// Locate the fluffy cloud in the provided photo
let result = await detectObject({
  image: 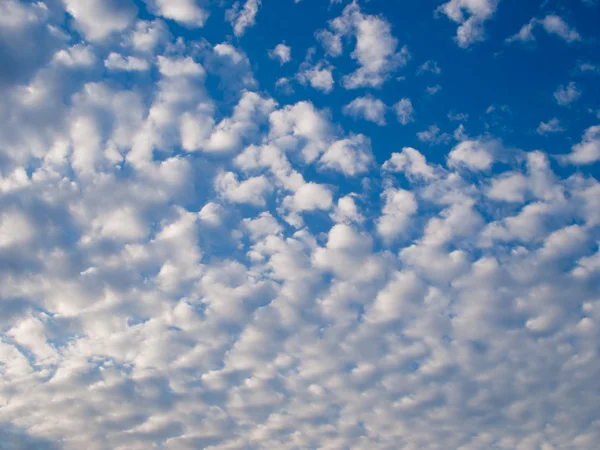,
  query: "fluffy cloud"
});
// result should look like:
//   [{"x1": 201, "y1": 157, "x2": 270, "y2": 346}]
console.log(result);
[
  {"x1": 268, "y1": 101, "x2": 333, "y2": 163},
  {"x1": 383, "y1": 147, "x2": 437, "y2": 180},
  {"x1": 394, "y1": 98, "x2": 415, "y2": 125},
  {"x1": 417, "y1": 60, "x2": 441, "y2": 75},
  {"x1": 417, "y1": 125, "x2": 452, "y2": 145},
  {"x1": 376, "y1": 186, "x2": 418, "y2": 242},
  {"x1": 227, "y1": 0, "x2": 261, "y2": 37},
  {"x1": 436, "y1": 0, "x2": 499, "y2": 47},
  {"x1": 127, "y1": 19, "x2": 170, "y2": 53},
  {"x1": 448, "y1": 138, "x2": 497, "y2": 171},
  {"x1": 537, "y1": 117, "x2": 564, "y2": 135},
  {"x1": 185, "y1": 90, "x2": 277, "y2": 153},
  {"x1": 215, "y1": 171, "x2": 272, "y2": 206},
  {"x1": 554, "y1": 81, "x2": 581, "y2": 106},
  {"x1": 331, "y1": 195, "x2": 364, "y2": 224},
  {"x1": 564, "y1": 125, "x2": 600, "y2": 164},
  {"x1": 268, "y1": 43, "x2": 291, "y2": 64},
  {"x1": 208, "y1": 42, "x2": 257, "y2": 91},
  {"x1": 143, "y1": 0, "x2": 209, "y2": 28},
  {"x1": 297, "y1": 60, "x2": 335, "y2": 93},
  {"x1": 63, "y1": 0, "x2": 138, "y2": 41},
  {"x1": 104, "y1": 53, "x2": 149, "y2": 71},
  {"x1": 507, "y1": 14, "x2": 581, "y2": 44},
  {"x1": 578, "y1": 62, "x2": 600, "y2": 74},
  {"x1": 53, "y1": 44, "x2": 96, "y2": 68},
  {"x1": 319, "y1": 134, "x2": 374, "y2": 176},
  {"x1": 343, "y1": 95, "x2": 387, "y2": 125},
  {"x1": 320, "y1": 2, "x2": 410, "y2": 88},
  {"x1": 0, "y1": 209, "x2": 36, "y2": 248},
  {"x1": 283, "y1": 182, "x2": 333, "y2": 211}
]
